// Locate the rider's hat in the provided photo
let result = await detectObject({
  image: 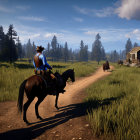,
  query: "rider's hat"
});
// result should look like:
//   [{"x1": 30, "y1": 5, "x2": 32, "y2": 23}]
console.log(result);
[{"x1": 36, "y1": 46, "x2": 44, "y2": 51}]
